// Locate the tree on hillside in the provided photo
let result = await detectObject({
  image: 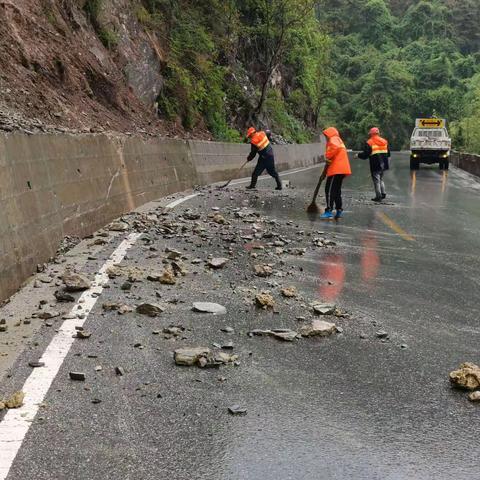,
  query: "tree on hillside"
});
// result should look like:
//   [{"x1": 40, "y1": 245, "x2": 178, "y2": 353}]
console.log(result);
[
  {"x1": 351, "y1": 60, "x2": 415, "y2": 148},
  {"x1": 398, "y1": 1, "x2": 452, "y2": 42},
  {"x1": 446, "y1": 0, "x2": 480, "y2": 54},
  {"x1": 387, "y1": 0, "x2": 415, "y2": 16},
  {"x1": 238, "y1": 0, "x2": 319, "y2": 119},
  {"x1": 451, "y1": 73, "x2": 480, "y2": 152},
  {"x1": 361, "y1": 0, "x2": 394, "y2": 46}
]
